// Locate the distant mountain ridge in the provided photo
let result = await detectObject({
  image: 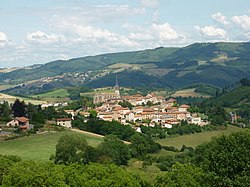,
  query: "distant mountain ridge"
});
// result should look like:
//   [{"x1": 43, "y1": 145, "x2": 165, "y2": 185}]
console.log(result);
[{"x1": 1, "y1": 42, "x2": 250, "y2": 94}]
